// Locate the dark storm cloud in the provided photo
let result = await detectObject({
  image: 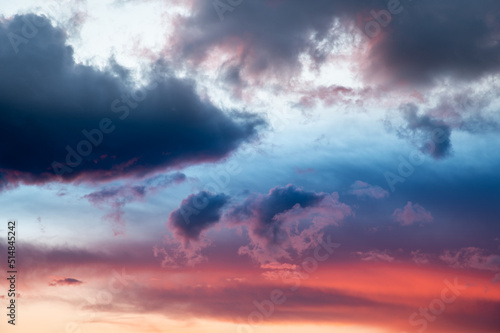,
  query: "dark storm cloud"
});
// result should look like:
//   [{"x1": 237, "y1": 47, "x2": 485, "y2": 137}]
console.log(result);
[
  {"x1": 169, "y1": 191, "x2": 230, "y2": 241},
  {"x1": 0, "y1": 14, "x2": 264, "y2": 190},
  {"x1": 177, "y1": 0, "x2": 500, "y2": 85}
]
